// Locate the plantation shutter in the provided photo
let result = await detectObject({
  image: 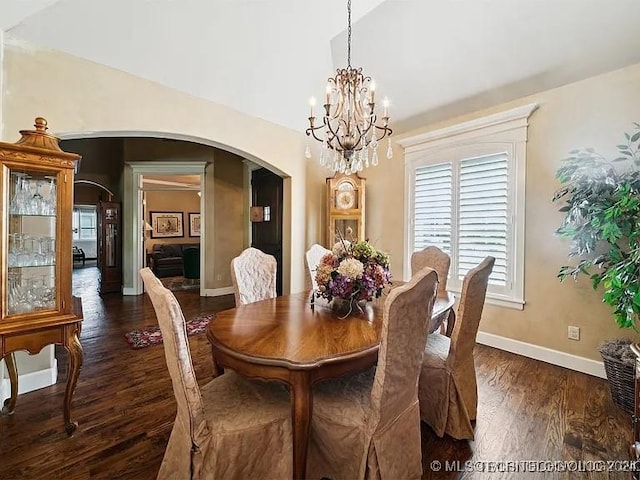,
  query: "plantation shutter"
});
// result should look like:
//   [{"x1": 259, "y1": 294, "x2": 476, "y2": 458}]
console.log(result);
[
  {"x1": 413, "y1": 163, "x2": 453, "y2": 253},
  {"x1": 458, "y1": 152, "x2": 509, "y2": 286}
]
